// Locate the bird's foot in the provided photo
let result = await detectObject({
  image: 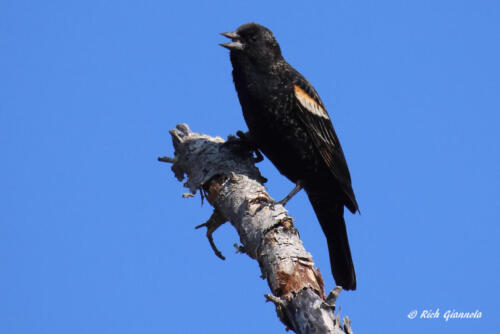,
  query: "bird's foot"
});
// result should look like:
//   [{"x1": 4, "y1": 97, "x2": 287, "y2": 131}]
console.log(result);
[
  {"x1": 225, "y1": 130, "x2": 263, "y2": 163},
  {"x1": 275, "y1": 181, "x2": 304, "y2": 206}
]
